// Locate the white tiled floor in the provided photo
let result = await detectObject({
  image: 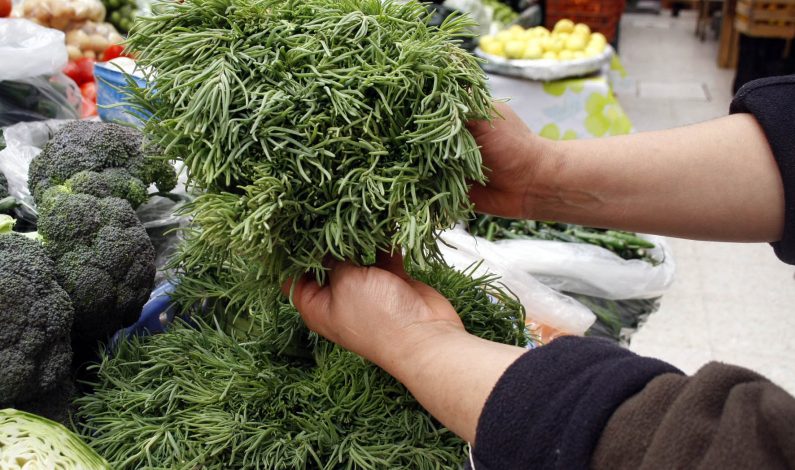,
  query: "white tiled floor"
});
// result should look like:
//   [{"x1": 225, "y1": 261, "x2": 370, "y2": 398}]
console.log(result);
[{"x1": 617, "y1": 11, "x2": 795, "y2": 394}]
